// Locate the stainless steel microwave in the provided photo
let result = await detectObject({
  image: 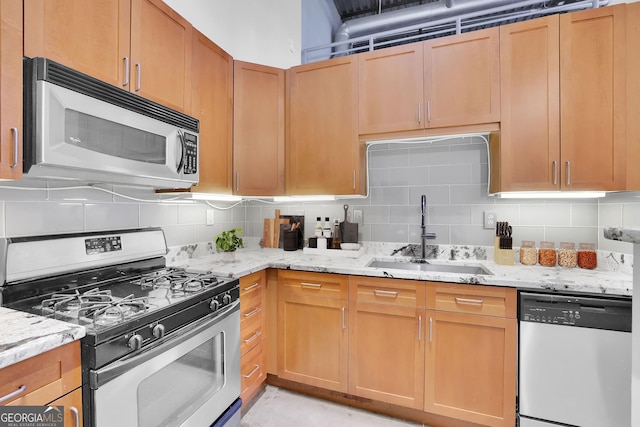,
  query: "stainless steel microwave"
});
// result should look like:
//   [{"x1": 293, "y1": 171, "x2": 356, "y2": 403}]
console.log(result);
[{"x1": 23, "y1": 57, "x2": 199, "y2": 189}]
